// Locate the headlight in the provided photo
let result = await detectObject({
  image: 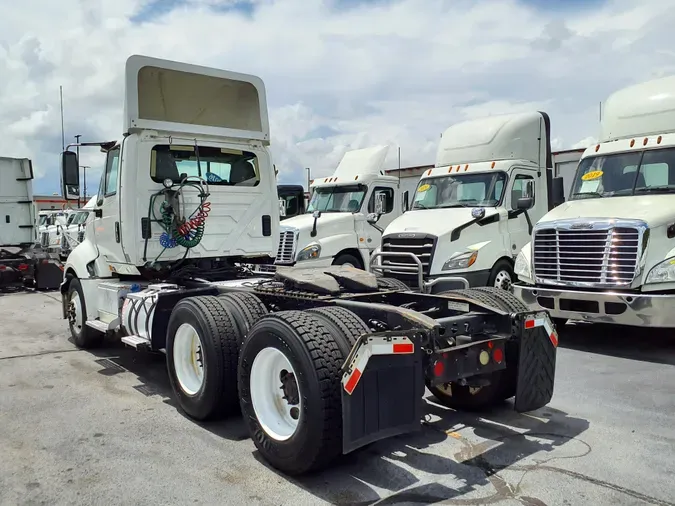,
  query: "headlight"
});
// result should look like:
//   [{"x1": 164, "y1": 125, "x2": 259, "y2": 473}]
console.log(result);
[
  {"x1": 297, "y1": 244, "x2": 321, "y2": 262},
  {"x1": 645, "y1": 257, "x2": 675, "y2": 284},
  {"x1": 514, "y1": 250, "x2": 531, "y2": 279},
  {"x1": 442, "y1": 251, "x2": 478, "y2": 271}
]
